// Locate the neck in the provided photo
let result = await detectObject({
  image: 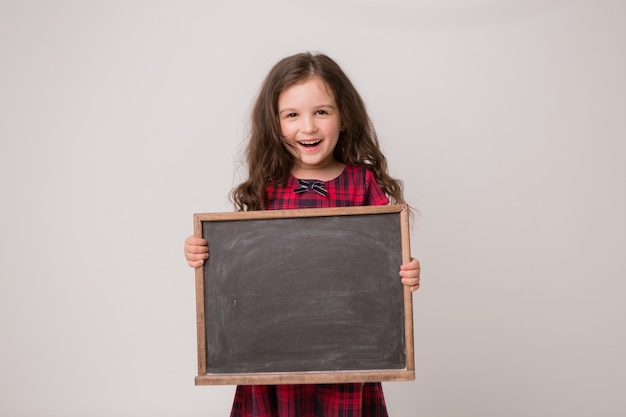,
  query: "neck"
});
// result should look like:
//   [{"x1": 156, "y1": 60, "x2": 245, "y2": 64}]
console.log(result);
[{"x1": 292, "y1": 160, "x2": 345, "y2": 181}]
